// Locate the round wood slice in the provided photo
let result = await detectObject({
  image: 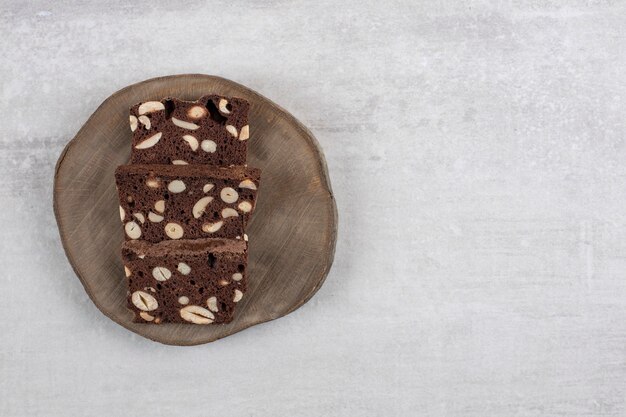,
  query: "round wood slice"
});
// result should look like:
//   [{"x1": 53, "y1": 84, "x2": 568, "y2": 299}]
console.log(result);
[{"x1": 54, "y1": 74, "x2": 337, "y2": 345}]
